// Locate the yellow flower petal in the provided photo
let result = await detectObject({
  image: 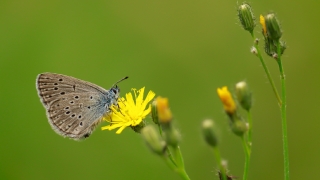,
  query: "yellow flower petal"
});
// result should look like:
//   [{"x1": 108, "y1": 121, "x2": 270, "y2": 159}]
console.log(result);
[
  {"x1": 260, "y1": 14, "x2": 267, "y2": 35},
  {"x1": 141, "y1": 105, "x2": 151, "y2": 117},
  {"x1": 217, "y1": 86, "x2": 236, "y2": 114},
  {"x1": 140, "y1": 91, "x2": 156, "y2": 112},
  {"x1": 115, "y1": 122, "x2": 131, "y2": 134},
  {"x1": 125, "y1": 93, "x2": 135, "y2": 109},
  {"x1": 155, "y1": 96, "x2": 173, "y2": 123},
  {"x1": 135, "y1": 87, "x2": 145, "y2": 109}
]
